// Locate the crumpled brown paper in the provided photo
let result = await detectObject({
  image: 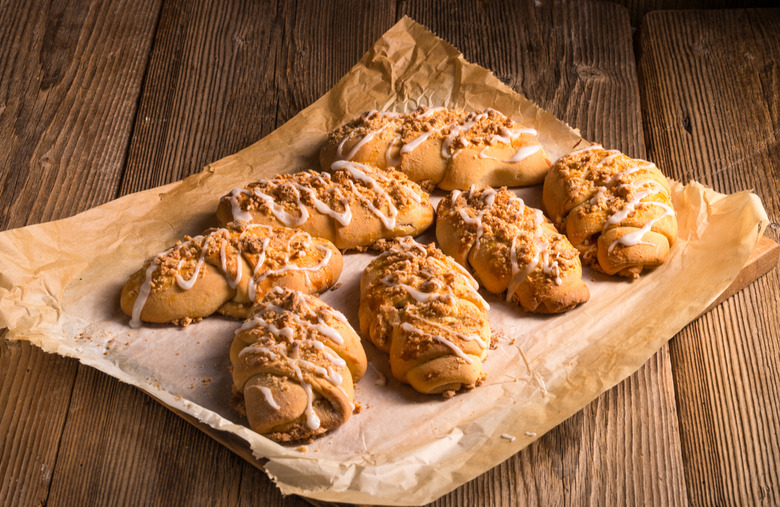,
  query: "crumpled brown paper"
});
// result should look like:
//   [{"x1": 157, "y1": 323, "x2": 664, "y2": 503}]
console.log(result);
[{"x1": 0, "y1": 17, "x2": 769, "y2": 506}]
